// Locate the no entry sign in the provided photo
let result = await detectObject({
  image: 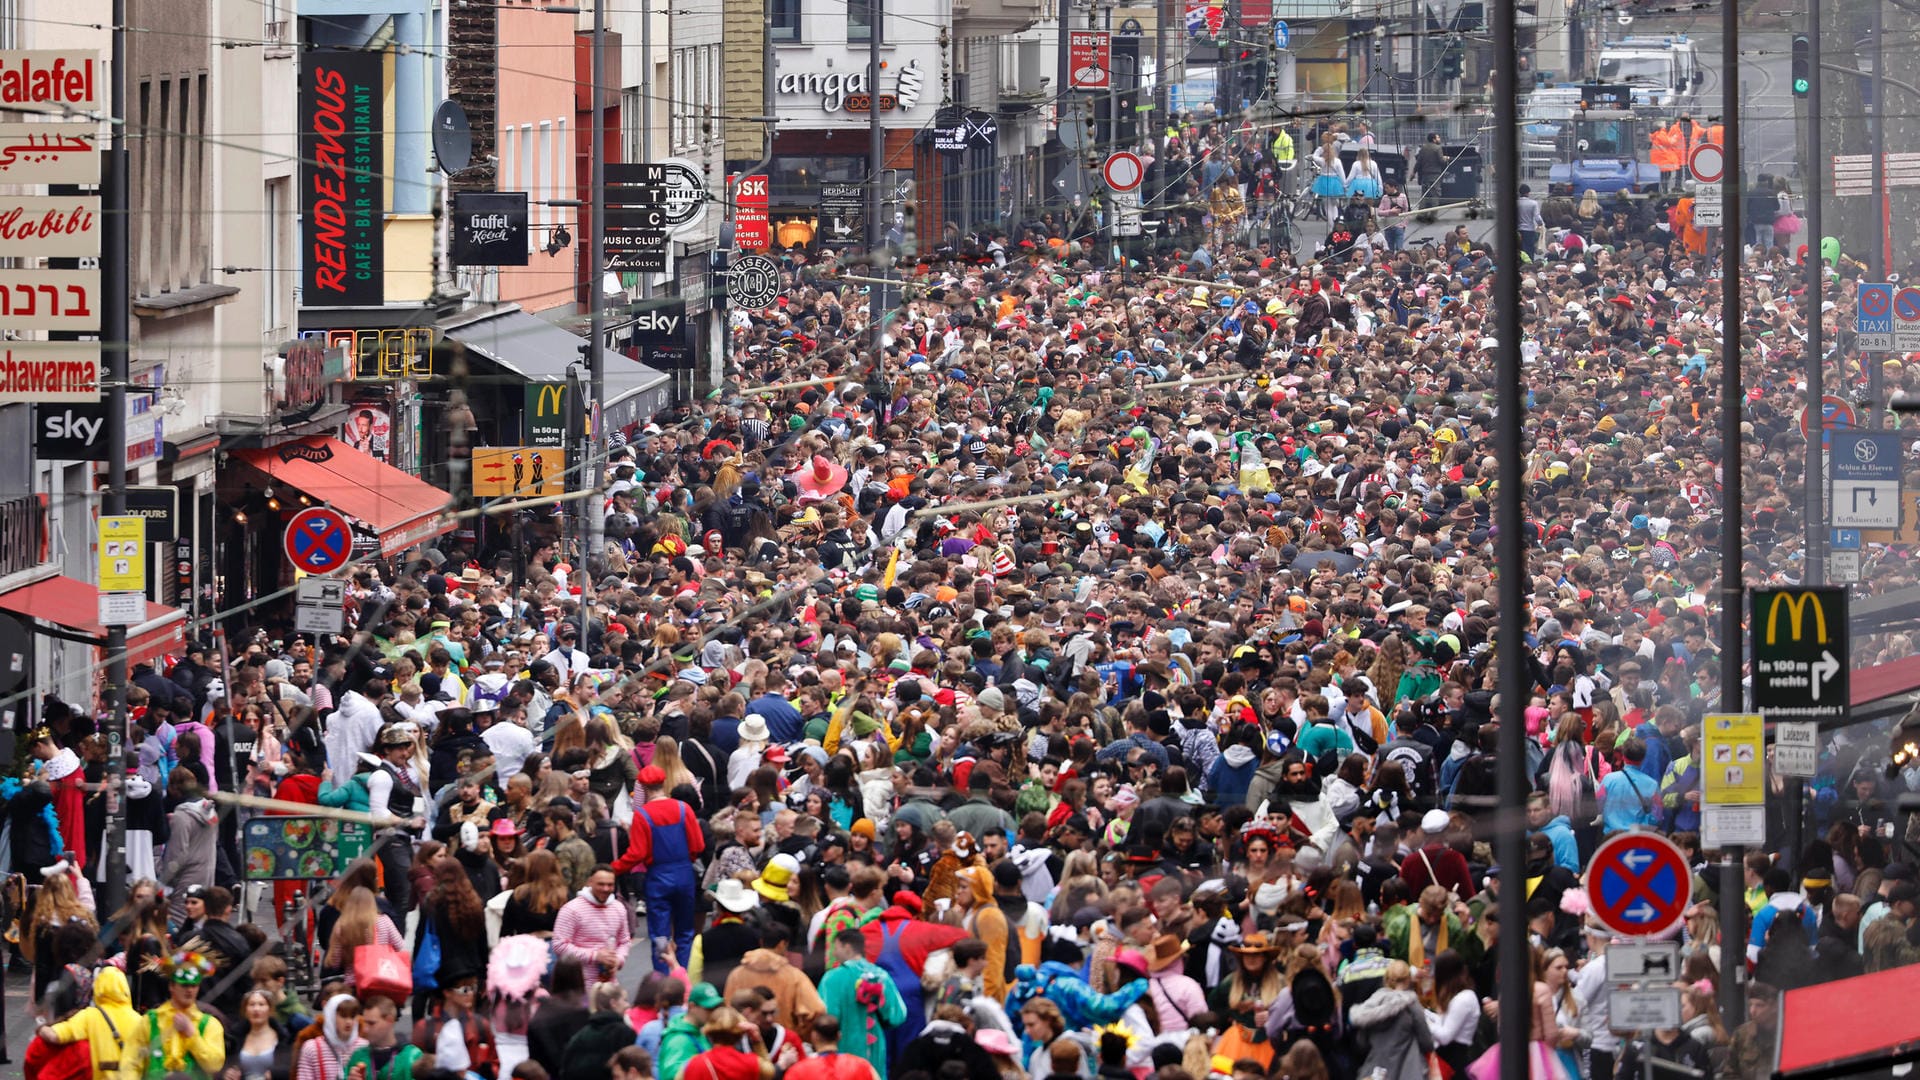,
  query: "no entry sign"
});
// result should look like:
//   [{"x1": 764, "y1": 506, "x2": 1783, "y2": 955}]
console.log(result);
[
  {"x1": 1587, "y1": 831, "x2": 1692, "y2": 939},
  {"x1": 1688, "y1": 142, "x2": 1724, "y2": 184}
]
